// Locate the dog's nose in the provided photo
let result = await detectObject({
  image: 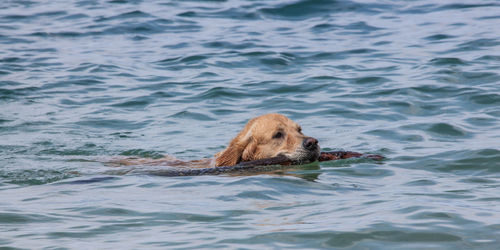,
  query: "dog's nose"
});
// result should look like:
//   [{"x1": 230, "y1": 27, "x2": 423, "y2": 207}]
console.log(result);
[{"x1": 303, "y1": 137, "x2": 318, "y2": 150}]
